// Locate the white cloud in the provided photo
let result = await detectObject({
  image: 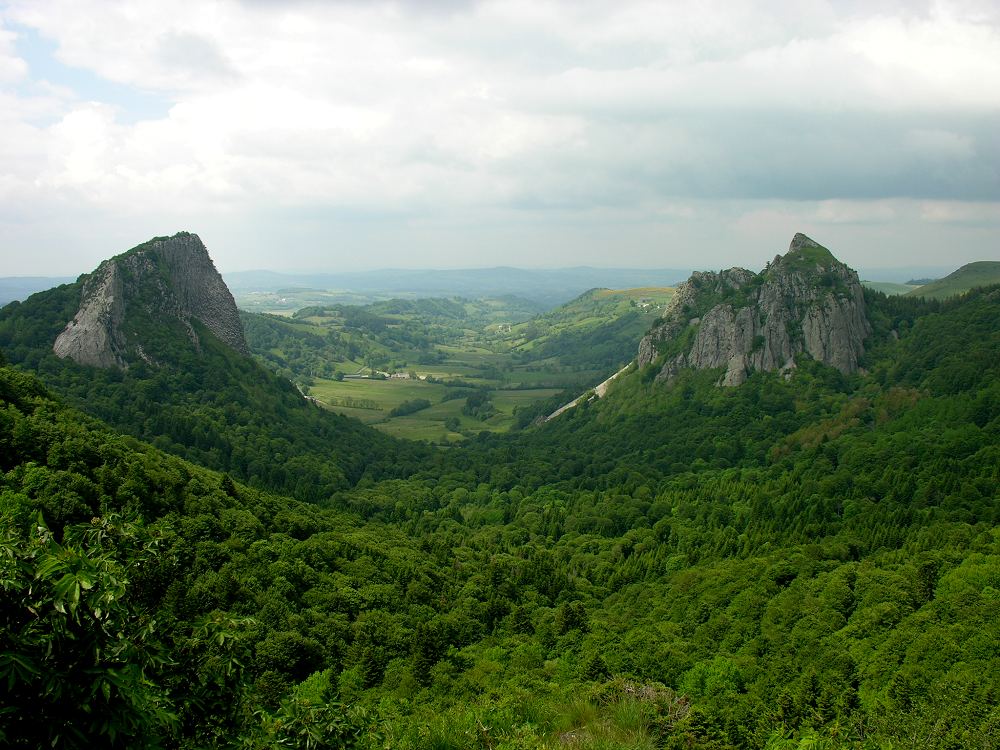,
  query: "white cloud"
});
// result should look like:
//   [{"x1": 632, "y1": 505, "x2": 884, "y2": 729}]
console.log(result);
[
  {"x1": 844, "y1": 9, "x2": 1000, "y2": 109},
  {"x1": 814, "y1": 200, "x2": 901, "y2": 224},
  {"x1": 45, "y1": 104, "x2": 120, "y2": 189},
  {"x1": 919, "y1": 200, "x2": 1000, "y2": 223},
  {"x1": 0, "y1": 0, "x2": 998, "y2": 273},
  {"x1": 0, "y1": 18, "x2": 28, "y2": 83}
]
